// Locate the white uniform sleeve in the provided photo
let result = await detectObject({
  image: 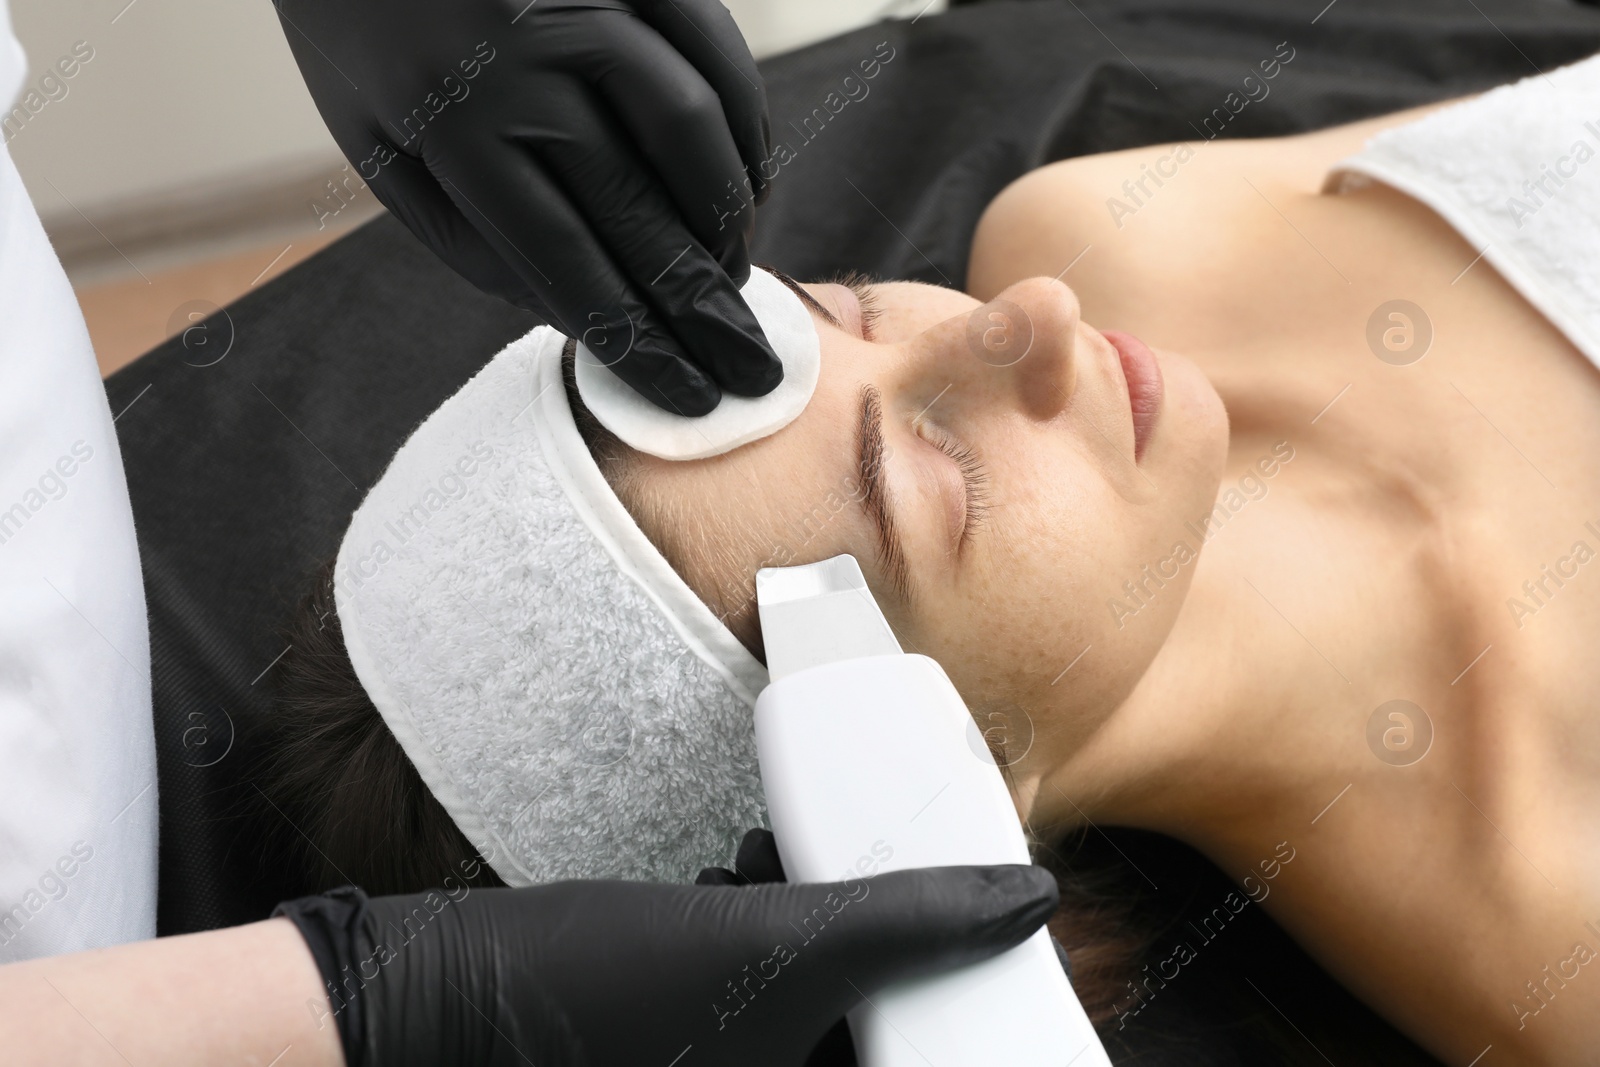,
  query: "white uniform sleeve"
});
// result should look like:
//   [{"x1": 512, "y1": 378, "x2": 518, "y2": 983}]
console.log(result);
[{"x1": 0, "y1": 0, "x2": 158, "y2": 962}]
